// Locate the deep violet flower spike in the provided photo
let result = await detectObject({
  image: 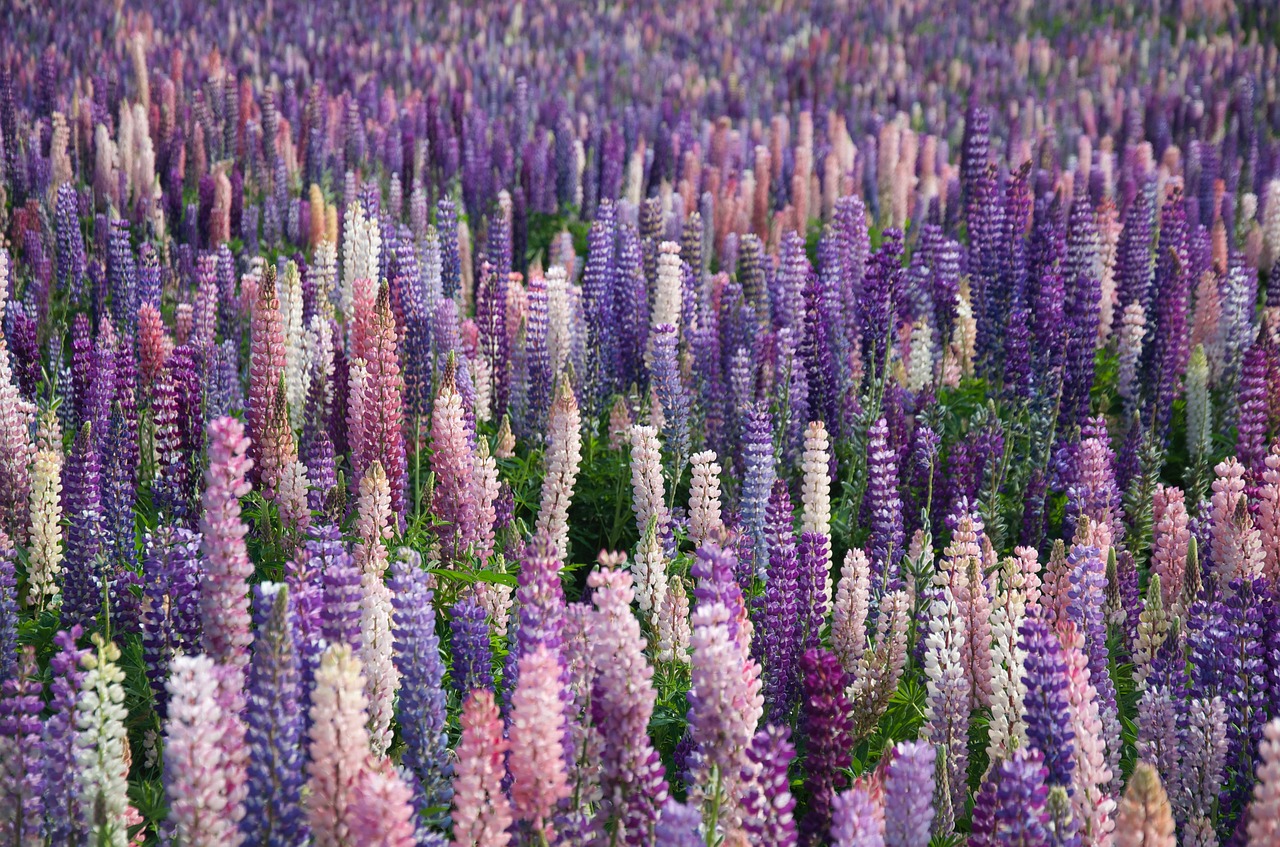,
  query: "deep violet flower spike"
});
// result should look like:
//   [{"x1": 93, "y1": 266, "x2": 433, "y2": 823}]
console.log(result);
[
  {"x1": 41, "y1": 627, "x2": 89, "y2": 845},
  {"x1": 56, "y1": 182, "x2": 86, "y2": 303},
  {"x1": 437, "y1": 199, "x2": 460, "y2": 300},
  {"x1": 101, "y1": 355, "x2": 139, "y2": 570},
  {"x1": 867, "y1": 417, "x2": 905, "y2": 595},
  {"x1": 141, "y1": 527, "x2": 203, "y2": 717},
  {"x1": 389, "y1": 549, "x2": 453, "y2": 826},
  {"x1": 861, "y1": 230, "x2": 903, "y2": 381},
  {"x1": 799, "y1": 648, "x2": 855, "y2": 847},
  {"x1": 759, "y1": 479, "x2": 802, "y2": 718},
  {"x1": 450, "y1": 594, "x2": 494, "y2": 696},
  {"x1": 1019, "y1": 613, "x2": 1076, "y2": 789},
  {"x1": 315, "y1": 525, "x2": 361, "y2": 652},
  {"x1": 973, "y1": 748, "x2": 1052, "y2": 847},
  {"x1": 61, "y1": 422, "x2": 103, "y2": 631}
]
